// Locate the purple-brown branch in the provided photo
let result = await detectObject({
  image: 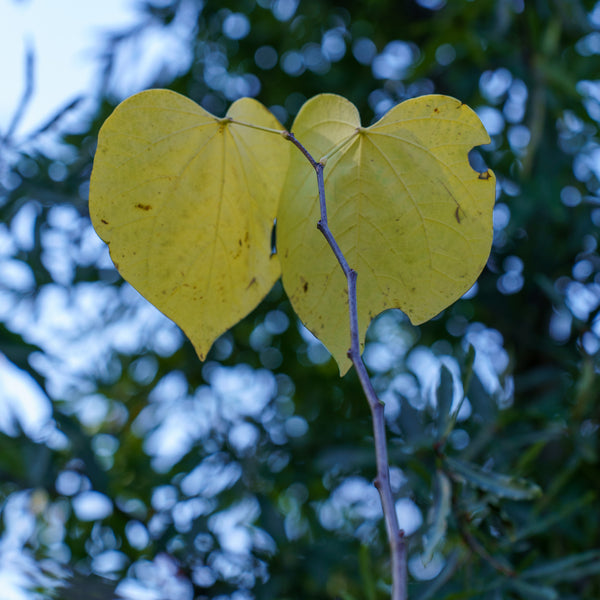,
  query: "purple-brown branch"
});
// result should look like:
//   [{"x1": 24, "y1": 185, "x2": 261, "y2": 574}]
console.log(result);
[{"x1": 285, "y1": 131, "x2": 407, "y2": 600}]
